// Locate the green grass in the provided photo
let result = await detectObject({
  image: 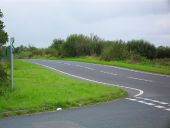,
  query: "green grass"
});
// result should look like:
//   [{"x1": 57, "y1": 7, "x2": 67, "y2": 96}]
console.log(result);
[
  {"x1": 61, "y1": 57, "x2": 170, "y2": 75},
  {"x1": 0, "y1": 60, "x2": 127, "y2": 117}
]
